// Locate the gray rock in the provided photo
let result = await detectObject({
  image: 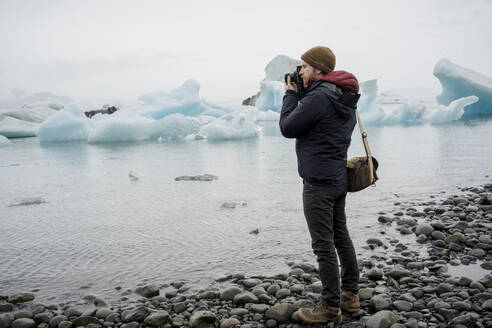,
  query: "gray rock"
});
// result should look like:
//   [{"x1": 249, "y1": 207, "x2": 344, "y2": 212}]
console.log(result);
[
  {"x1": 229, "y1": 308, "x2": 248, "y2": 316},
  {"x1": 120, "y1": 322, "x2": 139, "y2": 328},
  {"x1": 367, "y1": 269, "x2": 384, "y2": 281},
  {"x1": 58, "y1": 321, "x2": 72, "y2": 328},
  {"x1": 365, "y1": 310, "x2": 397, "y2": 328},
  {"x1": 367, "y1": 238, "x2": 384, "y2": 247},
  {"x1": 393, "y1": 300, "x2": 412, "y2": 312},
  {"x1": 275, "y1": 289, "x2": 291, "y2": 299},
  {"x1": 198, "y1": 290, "x2": 219, "y2": 300},
  {"x1": 135, "y1": 285, "x2": 159, "y2": 298},
  {"x1": 482, "y1": 299, "x2": 492, "y2": 311},
  {"x1": 450, "y1": 314, "x2": 475, "y2": 328},
  {"x1": 293, "y1": 300, "x2": 315, "y2": 310},
  {"x1": 8, "y1": 294, "x2": 35, "y2": 304},
  {"x1": 220, "y1": 318, "x2": 240, "y2": 328},
  {"x1": 452, "y1": 301, "x2": 471, "y2": 311},
  {"x1": 436, "y1": 283, "x2": 454, "y2": 296},
  {"x1": 439, "y1": 308, "x2": 459, "y2": 321},
  {"x1": 359, "y1": 288, "x2": 375, "y2": 301},
  {"x1": 431, "y1": 231, "x2": 446, "y2": 240},
  {"x1": 469, "y1": 281, "x2": 485, "y2": 291},
  {"x1": 94, "y1": 309, "x2": 113, "y2": 320},
  {"x1": 265, "y1": 319, "x2": 277, "y2": 328},
  {"x1": 370, "y1": 295, "x2": 391, "y2": 311},
  {"x1": 14, "y1": 311, "x2": 33, "y2": 319},
  {"x1": 453, "y1": 197, "x2": 469, "y2": 205},
  {"x1": 12, "y1": 318, "x2": 36, "y2": 328},
  {"x1": 458, "y1": 276, "x2": 472, "y2": 286},
  {"x1": 143, "y1": 311, "x2": 170, "y2": 327},
  {"x1": 415, "y1": 223, "x2": 434, "y2": 236},
  {"x1": 173, "y1": 302, "x2": 186, "y2": 314},
  {"x1": 0, "y1": 304, "x2": 14, "y2": 313},
  {"x1": 63, "y1": 308, "x2": 82, "y2": 318},
  {"x1": 480, "y1": 261, "x2": 492, "y2": 270},
  {"x1": 34, "y1": 312, "x2": 53, "y2": 324},
  {"x1": 49, "y1": 315, "x2": 68, "y2": 328},
  {"x1": 72, "y1": 316, "x2": 101, "y2": 327},
  {"x1": 122, "y1": 307, "x2": 147, "y2": 323},
  {"x1": 265, "y1": 304, "x2": 296, "y2": 323},
  {"x1": 242, "y1": 279, "x2": 262, "y2": 288},
  {"x1": 266, "y1": 285, "x2": 280, "y2": 296},
  {"x1": 233, "y1": 292, "x2": 258, "y2": 305},
  {"x1": 189, "y1": 311, "x2": 218, "y2": 328},
  {"x1": 388, "y1": 268, "x2": 410, "y2": 280},
  {"x1": 220, "y1": 287, "x2": 243, "y2": 301},
  {"x1": 445, "y1": 233, "x2": 466, "y2": 244},
  {"x1": 249, "y1": 304, "x2": 269, "y2": 313}
]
